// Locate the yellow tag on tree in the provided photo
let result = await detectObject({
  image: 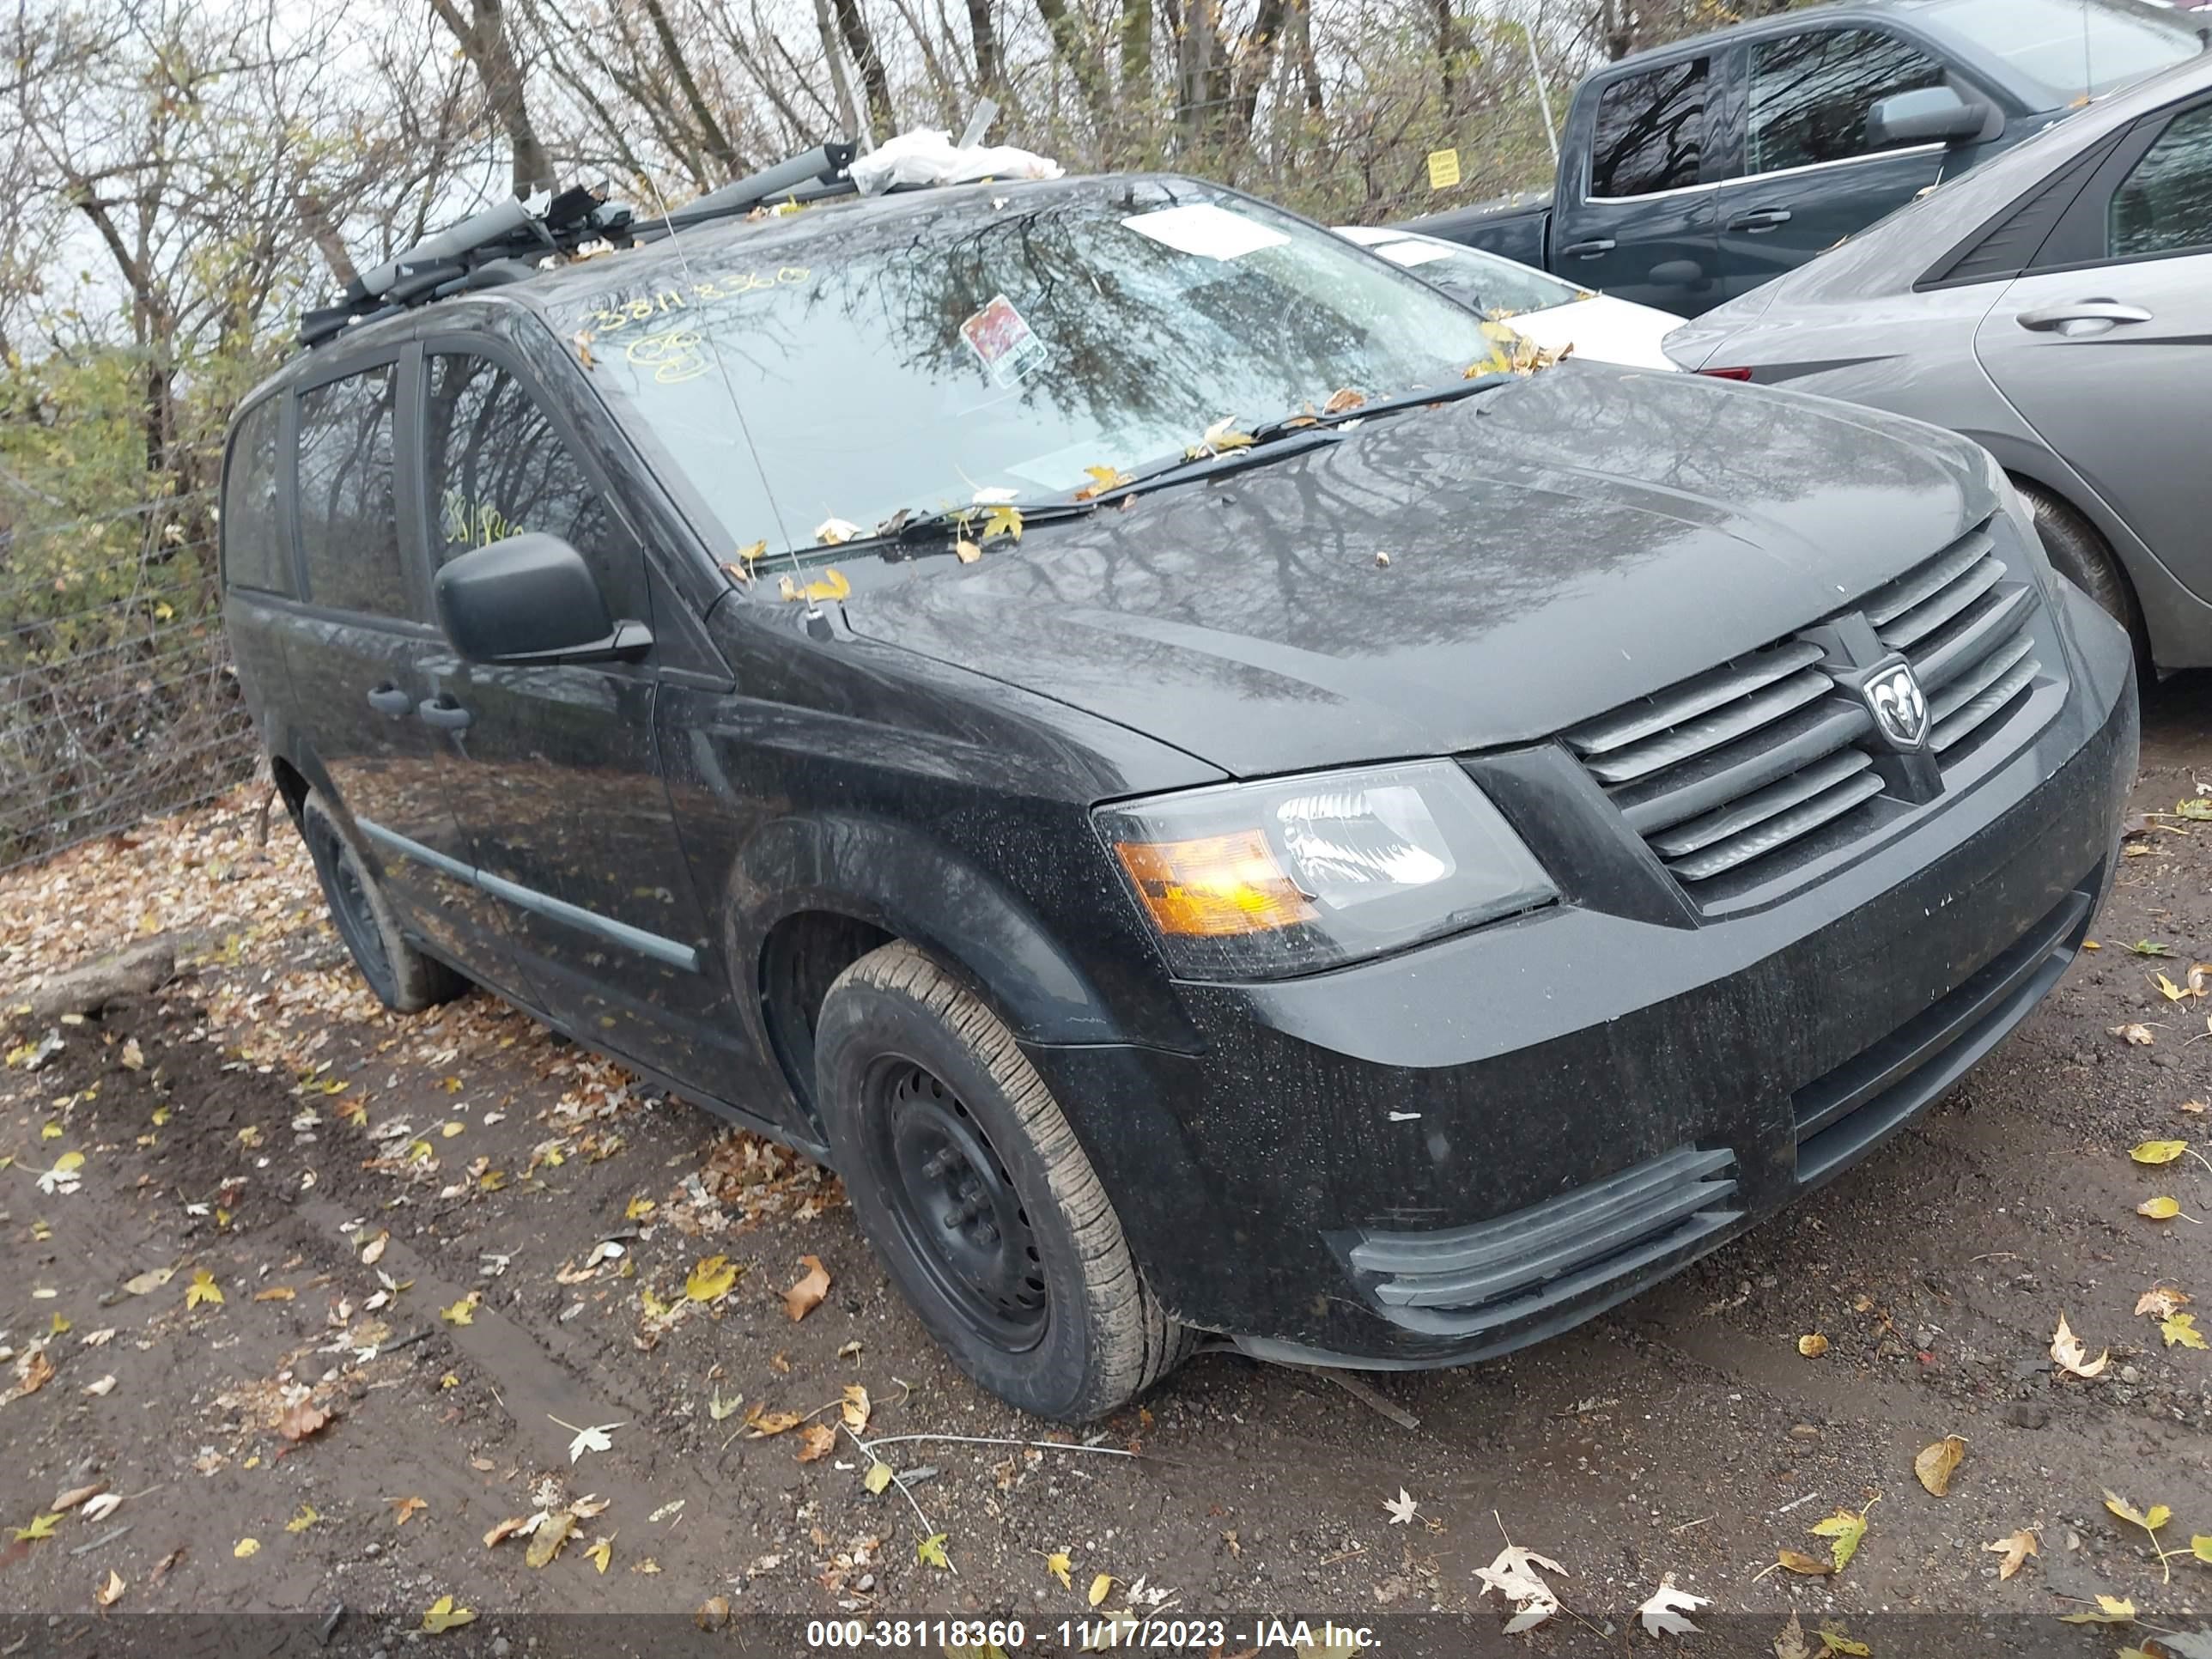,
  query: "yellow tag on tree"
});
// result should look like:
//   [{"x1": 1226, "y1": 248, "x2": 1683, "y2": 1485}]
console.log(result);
[{"x1": 1426, "y1": 149, "x2": 1462, "y2": 191}]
